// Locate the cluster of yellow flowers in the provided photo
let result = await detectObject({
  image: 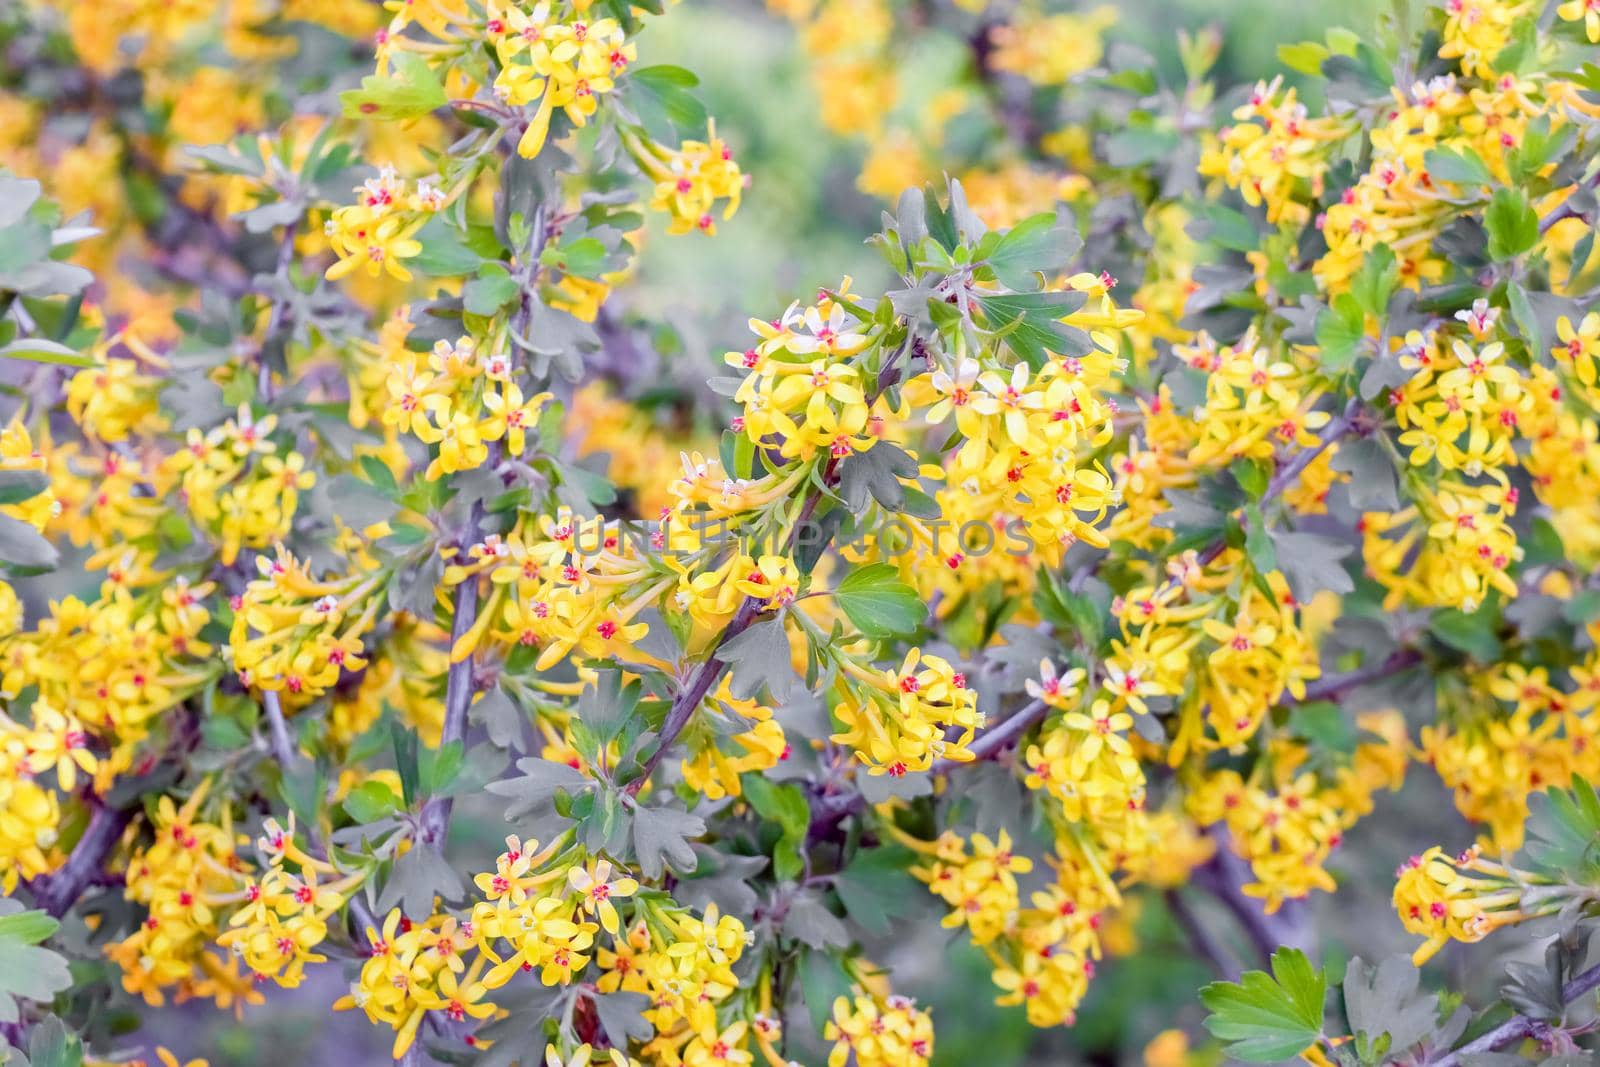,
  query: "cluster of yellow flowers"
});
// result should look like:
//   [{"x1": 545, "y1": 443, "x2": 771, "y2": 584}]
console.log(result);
[
  {"x1": 1199, "y1": 77, "x2": 1350, "y2": 226},
  {"x1": 325, "y1": 167, "x2": 446, "y2": 283},
  {"x1": 489, "y1": 7, "x2": 634, "y2": 159},
  {"x1": 107, "y1": 786, "x2": 262, "y2": 1011},
  {"x1": 446, "y1": 510, "x2": 663, "y2": 672},
  {"x1": 0, "y1": 716, "x2": 65, "y2": 893},
  {"x1": 769, "y1": 0, "x2": 1115, "y2": 213},
  {"x1": 1182, "y1": 329, "x2": 1332, "y2": 468},
  {"x1": 1188, "y1": 719, "x2": 1408, "y2": 912},
  {"x1": 726, "y1": 290, "x2": 877, "y2": 461},
  {"x1": 903, "y1": 827, "x2": 1108, "y2": 1027},
  {"x1": 10, "y1": 0, "x2": 1600, "y2": 1057},
  {"x1": 627, "y1": 123, "x2": 746, "y2": 237},
  {"x1": 912, "y1": 313, "x2": 1132, "y2": 558},
  {"x1": 1418, "y1": 653, "x2": 1600, "y2": 851},
  {"x1": 229, "y1": 547, "x2": 384, "y2": 705},
  {"x1": 1535, "y1": 314, "x2": 1600, "y2": 522},
  {"x1": 1392, "y1": 845, "x2": 1531, "y2": 965},
  {"x1": 334, "y1": 833, "x2": 750, "y2": 1062},
  {"x1": 1108, "y1": 552, "x2": 1320, "y2": 756},
  {"x1": 0, "y1": 575, "x2": 215, "y2": 757},
  {"x1": 831, "y1": 648, "x2": 980, "y2": 777},
  {"x1": 329, "y1": 617, "x2": 451, "y2": 747},
  {"x1": 384, "y1": 336, "x2": 553, "y2": 480},
  {"x1": 771, "y1": 0, "x2": 898, "y2": 137},
  {"x1": 216, "y1": 817, "x2": 364, "y2": 989},
  {"x1": 1319, "y1": 70, "x2": 1548, "y2": 292},
  {"x1": 824, "y1": 990, "x2": 934, "y2": 1067},
  {"x1": 678, "y1": 677, "x2": 789, "y2": 800},
  {"x1": 164, "y1": 406, "x2": 317, "y2": 565},
  {"x1": 987, "y1": 6, "x2": 1117, "y2": 88}
]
